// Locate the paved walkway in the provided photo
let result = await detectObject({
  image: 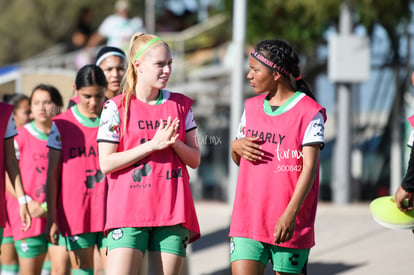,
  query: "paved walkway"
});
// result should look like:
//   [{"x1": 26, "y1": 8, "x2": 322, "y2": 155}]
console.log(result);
[{"x1": 188, "y1": 201, "x2": 414, "y2": 275}]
